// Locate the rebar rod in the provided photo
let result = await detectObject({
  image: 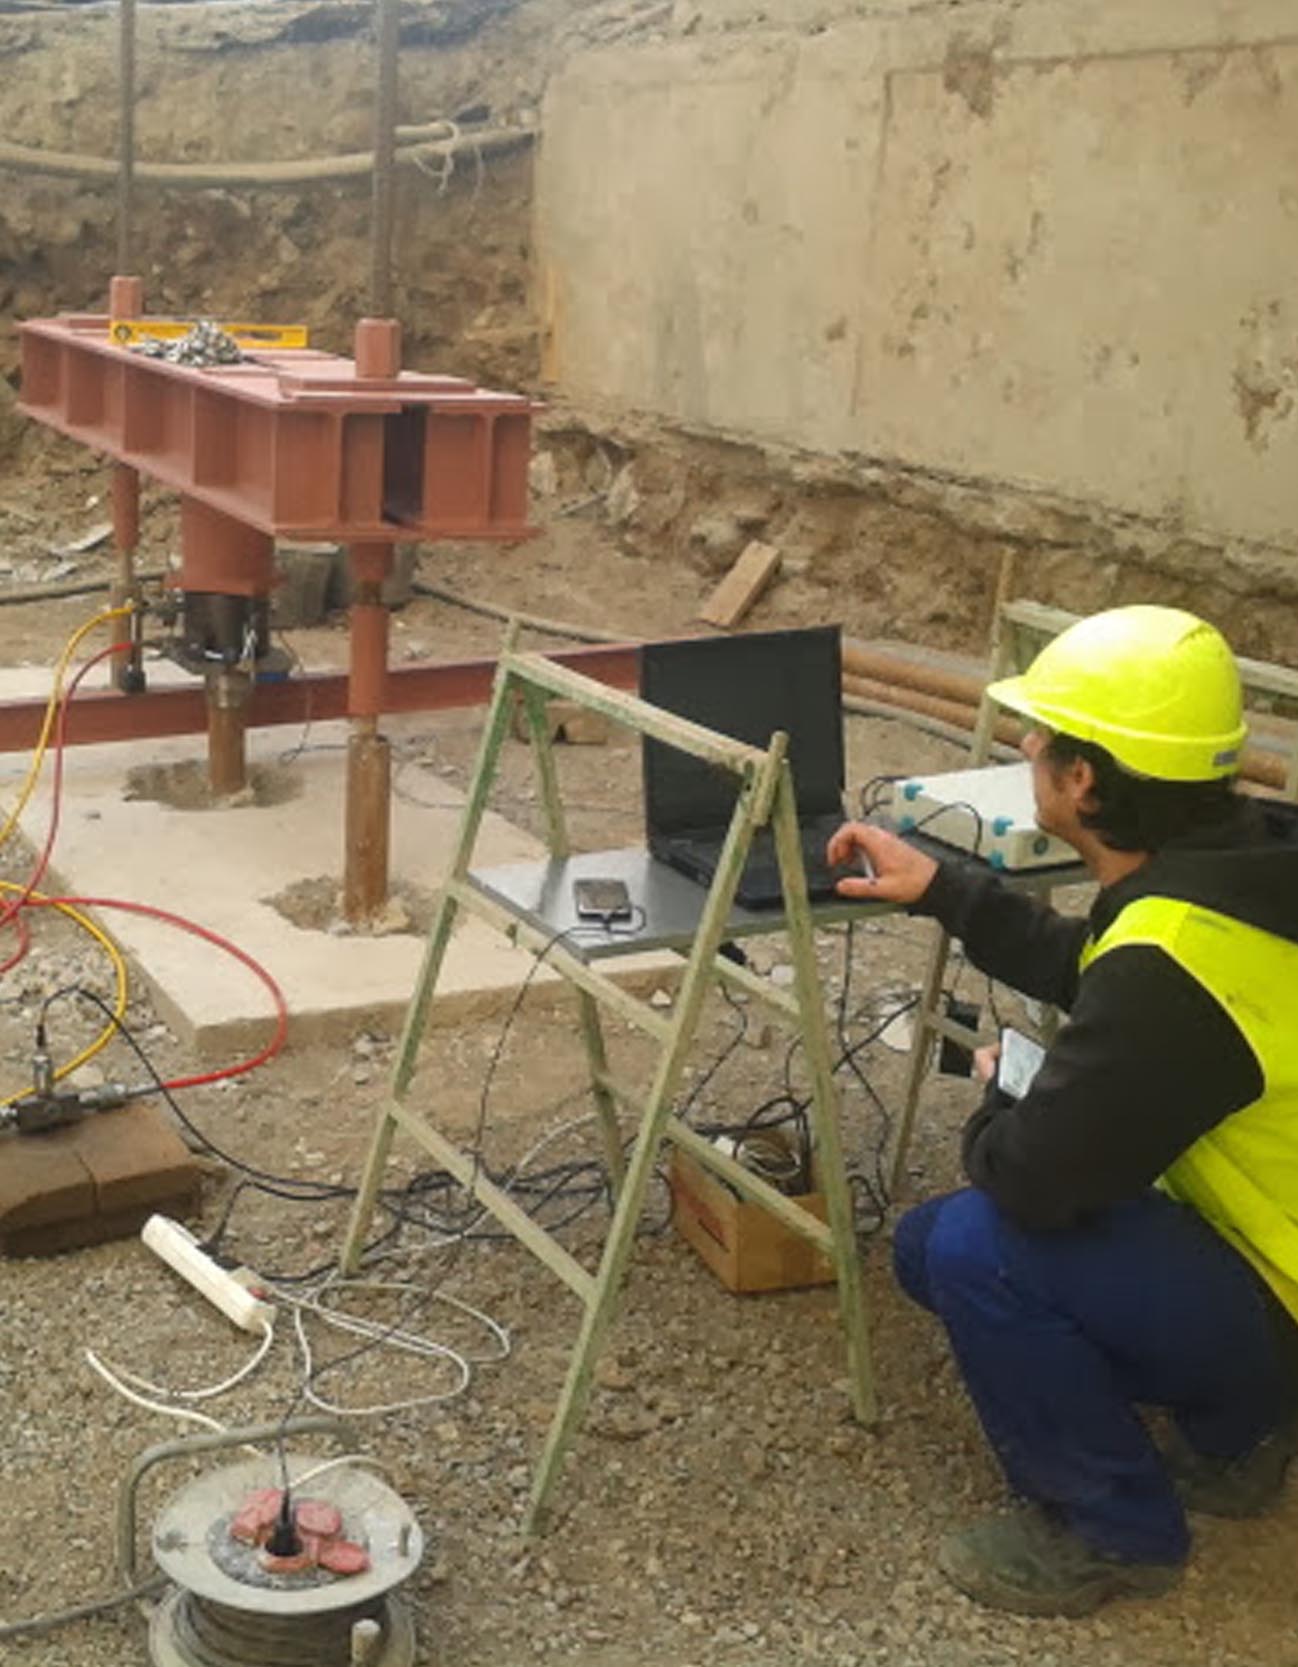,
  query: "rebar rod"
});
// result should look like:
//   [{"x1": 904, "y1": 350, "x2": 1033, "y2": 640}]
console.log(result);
[
  {"x1": 117, "y1": 0, "x2": 136, "y2": 270},
  {"x1": 369, "y1": 0, "x2": 400, "y2": 317}
]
